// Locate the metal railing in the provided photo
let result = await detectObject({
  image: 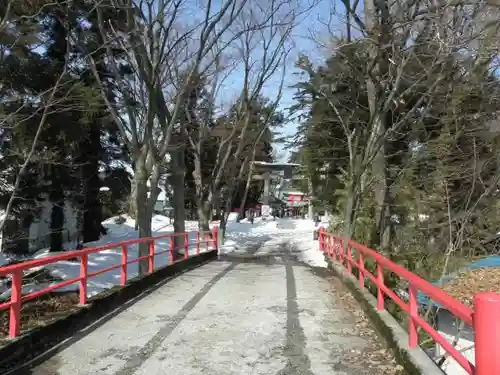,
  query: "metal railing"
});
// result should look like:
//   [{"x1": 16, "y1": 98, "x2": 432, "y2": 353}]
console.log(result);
[
  {"x1": 0, "y1": 228, "x2": 219, "y2": 338},
  {"x1": 319, "y1": 228, "x2": 500, "y2": 375}
]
